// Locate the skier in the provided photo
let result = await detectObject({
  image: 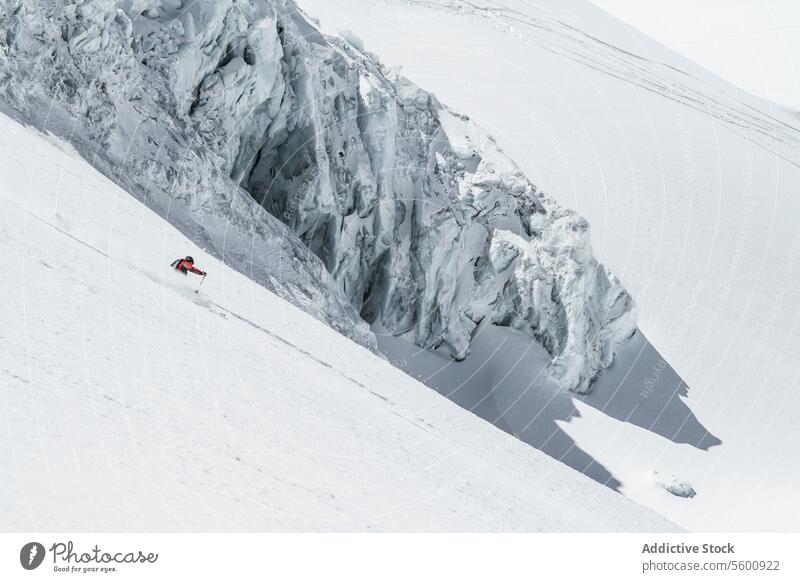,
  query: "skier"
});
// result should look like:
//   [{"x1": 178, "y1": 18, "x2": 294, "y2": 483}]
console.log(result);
[{"x1": 171, "y1": 255, "x2": 207, "y2": 277}]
